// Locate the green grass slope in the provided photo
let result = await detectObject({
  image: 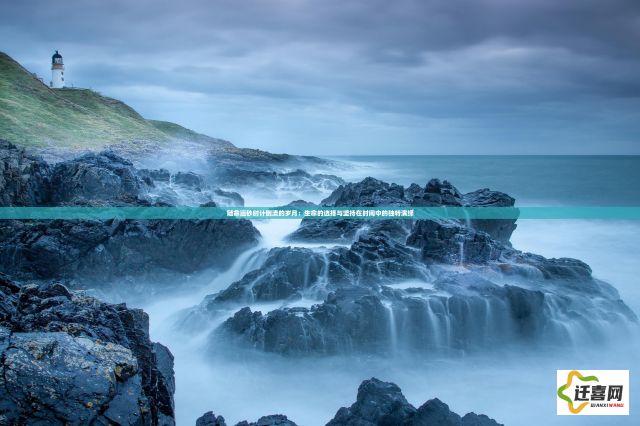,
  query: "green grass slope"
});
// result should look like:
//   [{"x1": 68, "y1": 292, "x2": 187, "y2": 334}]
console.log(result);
[
  {"x1": 148, "y1": 119, "x2": 233, "y2": 149},
  {"x1": 0, "y1": 52, "x2": 232, "y2": 151}
]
